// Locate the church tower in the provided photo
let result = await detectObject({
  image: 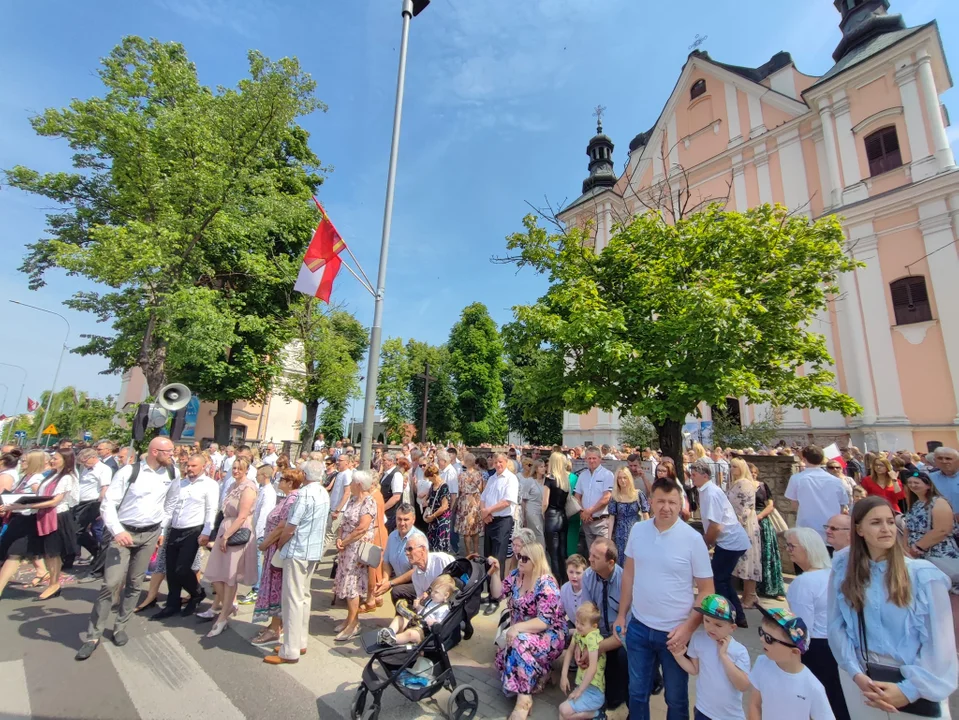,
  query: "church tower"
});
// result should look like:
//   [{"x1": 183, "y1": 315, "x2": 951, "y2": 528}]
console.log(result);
[
  {"x1": 832, "y1": 0, "x2": 906, "y2": 62},
  {"x1": 581, "y1": 107, "x2": 616, "y2": 194}
]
